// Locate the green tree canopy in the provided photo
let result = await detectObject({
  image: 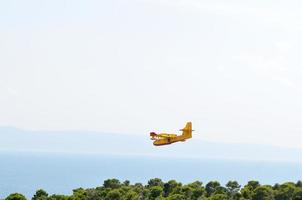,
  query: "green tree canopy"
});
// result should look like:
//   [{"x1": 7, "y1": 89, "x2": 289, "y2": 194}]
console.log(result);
[
  {"x1": 32, "y1": 189, "x2": 48, "y2": 200},
  {"x1": 148, "y1": 178, "x2": 164, "y2": 188},
  {"x1": 103, "y1": 179, "x2": 121, "y2": 189},
  {"x1": 274, "y1": 182, "x2": 295, "y2": 200},
  {"x1": 47, "y1": 194, "x2": 69, "y2": 200},
  {"x1": 166, "y1": 194, "x2": 185, "y2": 200},
  {"x1": 293, "y1": 188, "x2": 302, "y2": 200},
  {"x1": 163, "y1": 180, "x2": 181, "y2": 197},
  {"x1": 252, "y1": 185, "x2": 274, "y2": 200},
  {"x1": 70, "y1": 188, "x2": 87, "y2": 200},
  {"x1": 208, "y1": 193, "x2": 229, "y2": 200},
  {"x1": 123, "y1": 190, "x2": 139, "y2": 200},
  {"x1": 205, "y1": 181, "x2": 221, "y2": 197},
  {"x1": 105, "y1": 189, "x2": 121, "y2": 200},
  {"x1": 226, "y1": 181, "x2": 241, "y2": 195},
  {"x1": 5, "y1": 193, "x2": 27, "y2": 200},
  {"x1": 6, "y1": 179, "x2": 302, "y2": 200},
  {"x1": 149, "y1": 186, "x2": 163, "y2": 200}
]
